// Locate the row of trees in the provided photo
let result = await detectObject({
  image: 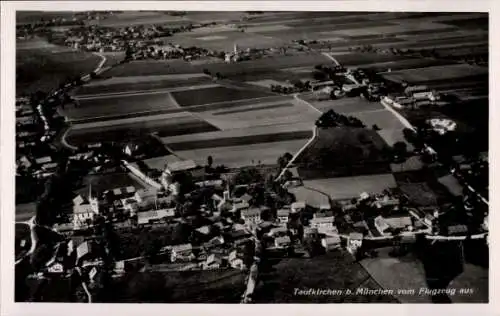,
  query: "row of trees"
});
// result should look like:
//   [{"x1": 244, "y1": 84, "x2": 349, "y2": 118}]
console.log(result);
[{"x1": 316, "y1": 109, "x2": 366, "y2": 128}]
